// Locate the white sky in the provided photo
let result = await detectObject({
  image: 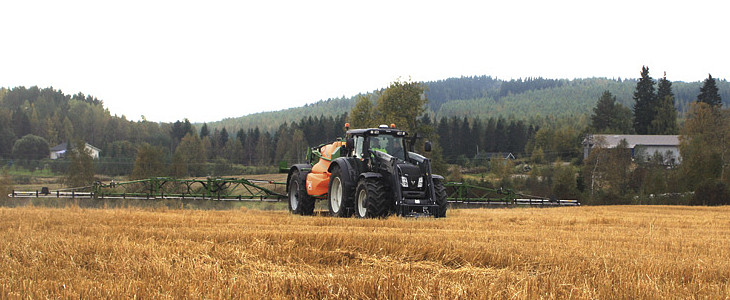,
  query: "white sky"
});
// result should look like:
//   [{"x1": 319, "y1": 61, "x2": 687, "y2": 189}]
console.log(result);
[{"x1": 1, "y1": 0, "x2": 728, "y2": 123}]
